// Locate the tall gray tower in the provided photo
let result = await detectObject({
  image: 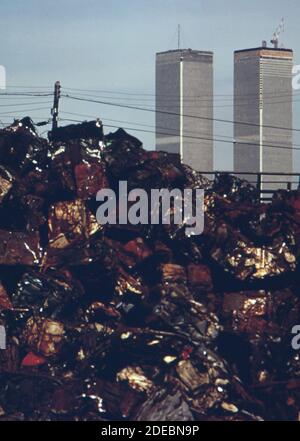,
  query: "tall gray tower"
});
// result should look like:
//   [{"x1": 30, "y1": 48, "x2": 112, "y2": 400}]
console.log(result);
[
  {"x1": 234, "y1": 45, "x2": 293, "y2": 189},
  {"x1": 156, "y1": 49, "x2": 213, "y2": 171}
]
